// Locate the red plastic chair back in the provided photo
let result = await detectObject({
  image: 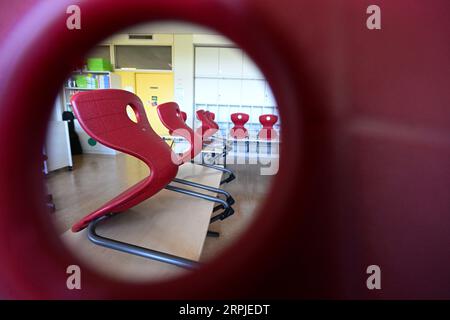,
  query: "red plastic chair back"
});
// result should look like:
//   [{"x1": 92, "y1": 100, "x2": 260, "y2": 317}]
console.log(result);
[
  {"x1": 196, "y1": 110, "x2": 218, "y2": 139},
  {"x1": 206, "y1": 112, "x2": 218, "y2": 128},
  {"x1": 230, "y1": 112, "x2": 249, "y2": 139},
  {"x1": 157, "y1": 102, "x2": 203, "y2": 162},
  {"x1": 70, "y1": 89, "x2": 179, "y2": 232},
  {"x1": 258, "y1": 114, "x2": 279, "y2": 140},
  {"x1": 180, "y1": 111, "x2": 187, "y2": 123}
]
